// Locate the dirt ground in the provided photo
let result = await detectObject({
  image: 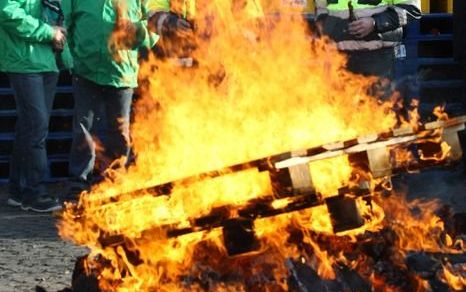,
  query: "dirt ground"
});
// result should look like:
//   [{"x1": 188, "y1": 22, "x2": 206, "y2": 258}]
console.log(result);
[{"x1": 0, "y1": 167, "x2": 465, "y2": 292}]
